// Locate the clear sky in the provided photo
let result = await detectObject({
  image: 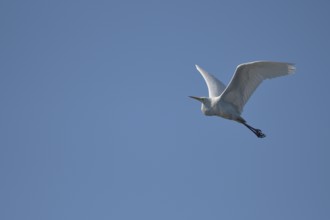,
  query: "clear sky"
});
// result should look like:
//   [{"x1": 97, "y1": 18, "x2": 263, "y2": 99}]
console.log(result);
[{"x1": 1, "y1": 0, "x2": 329, "y2": 219}]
